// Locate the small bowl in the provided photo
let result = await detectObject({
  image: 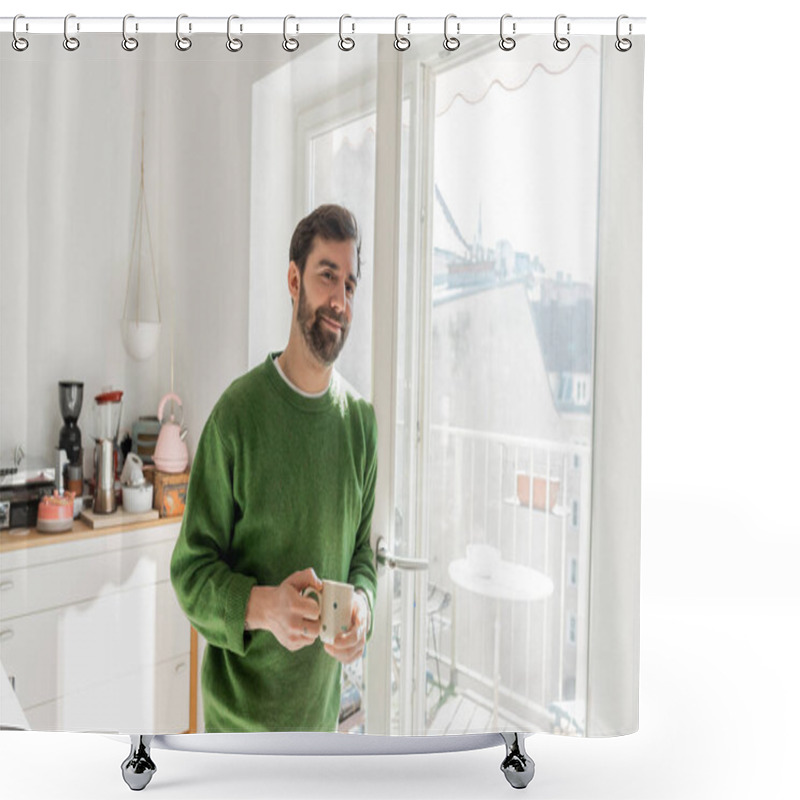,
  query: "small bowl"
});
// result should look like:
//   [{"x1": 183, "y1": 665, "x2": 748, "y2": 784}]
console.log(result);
[{"x1": 122, "y1": 481, "x2": 154, "y2": 514}]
